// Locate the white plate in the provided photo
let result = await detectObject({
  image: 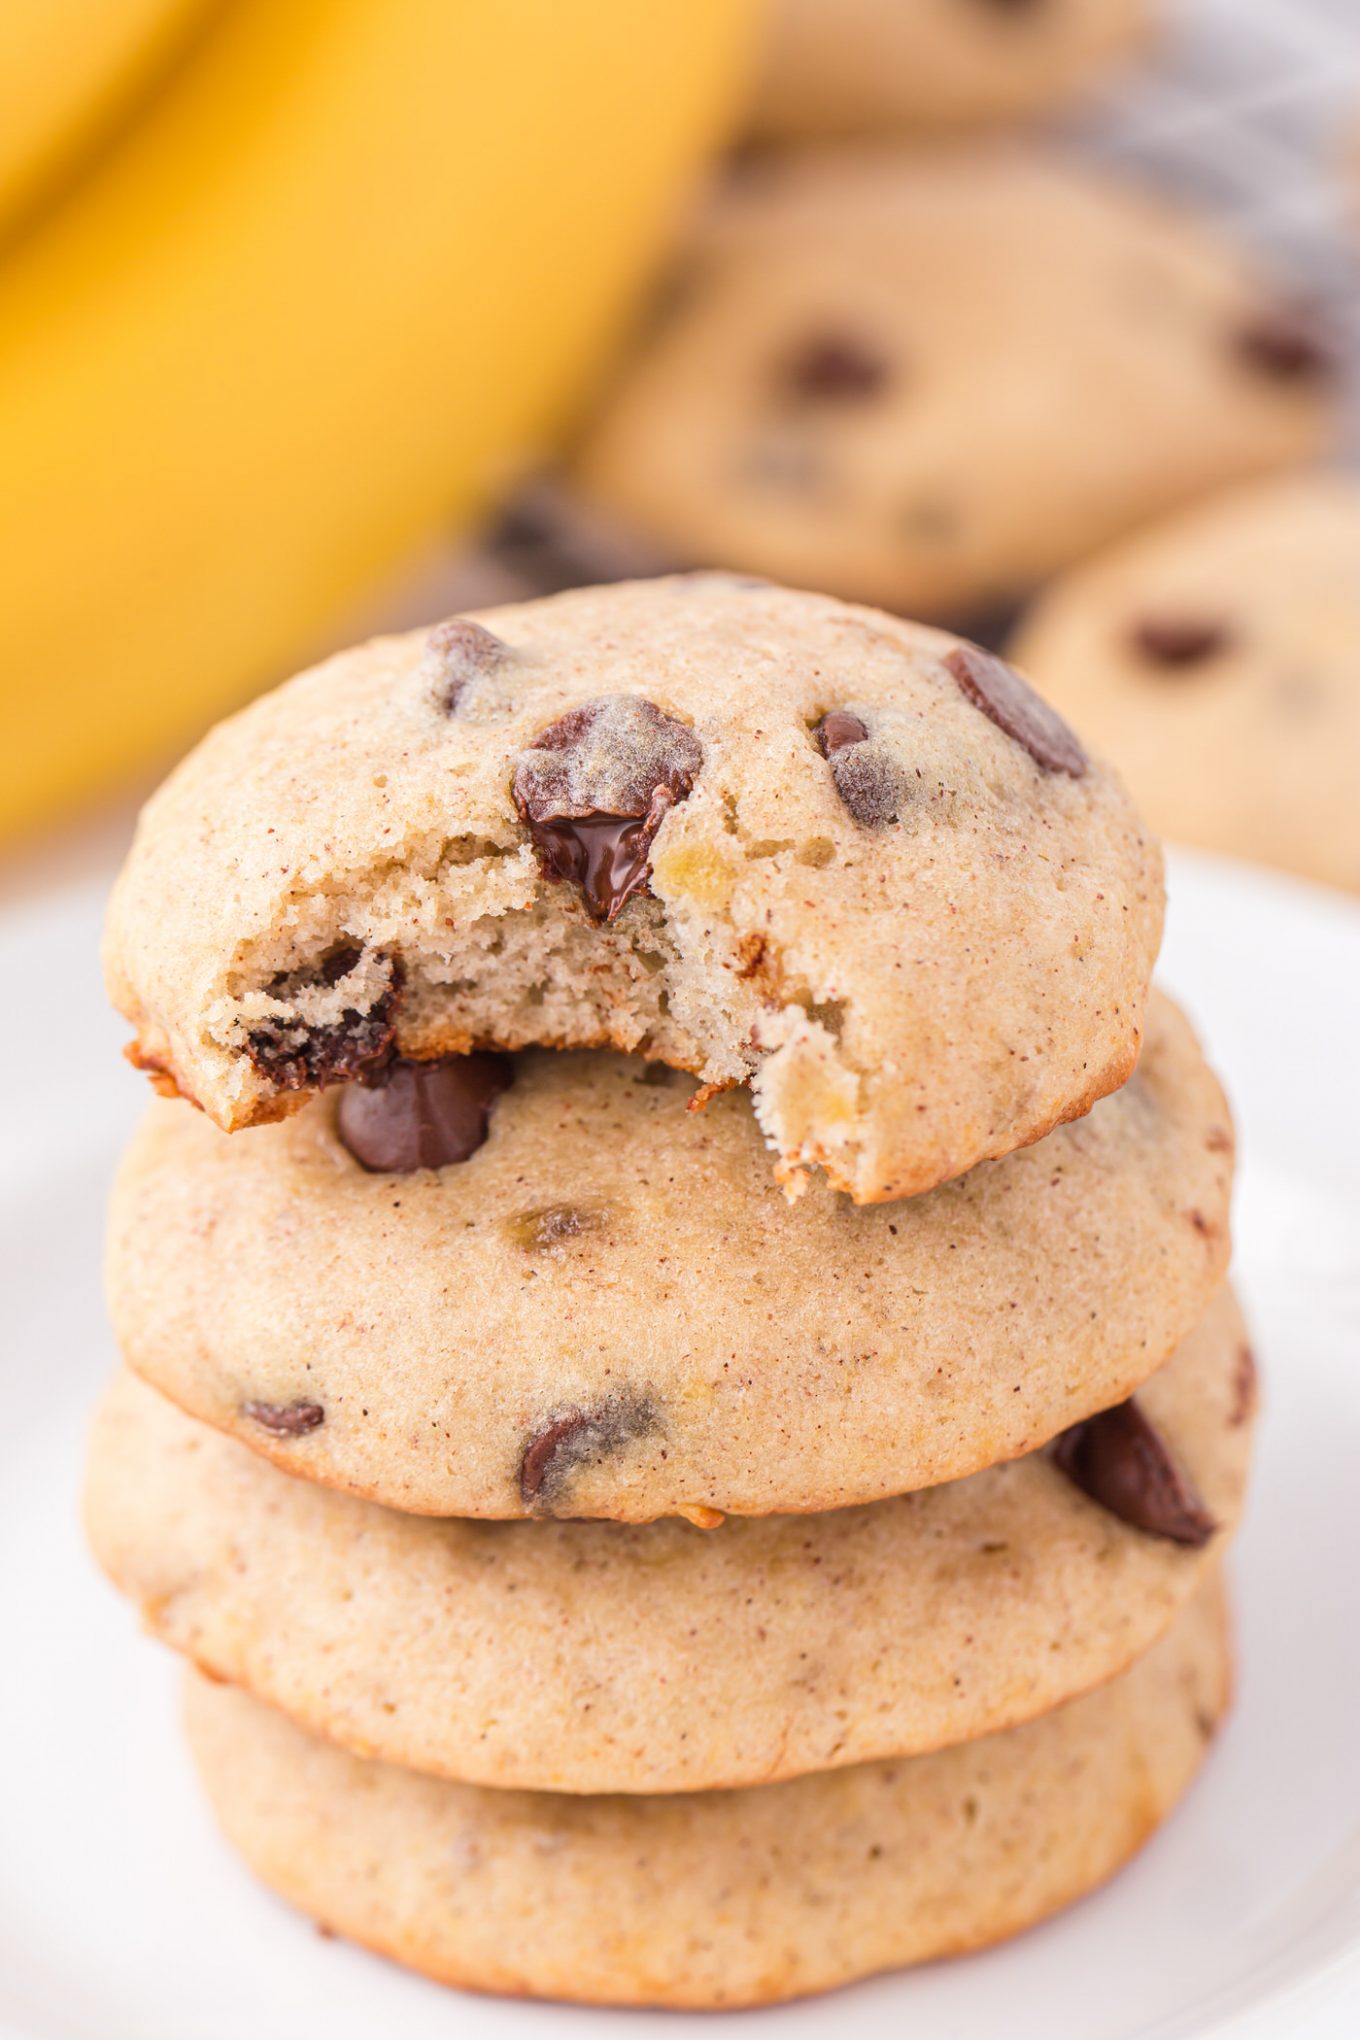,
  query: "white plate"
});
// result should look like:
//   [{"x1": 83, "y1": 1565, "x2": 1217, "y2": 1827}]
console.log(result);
[{"x1": 1, "y1": 852, "x2": 1357, "y2": 2040}]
